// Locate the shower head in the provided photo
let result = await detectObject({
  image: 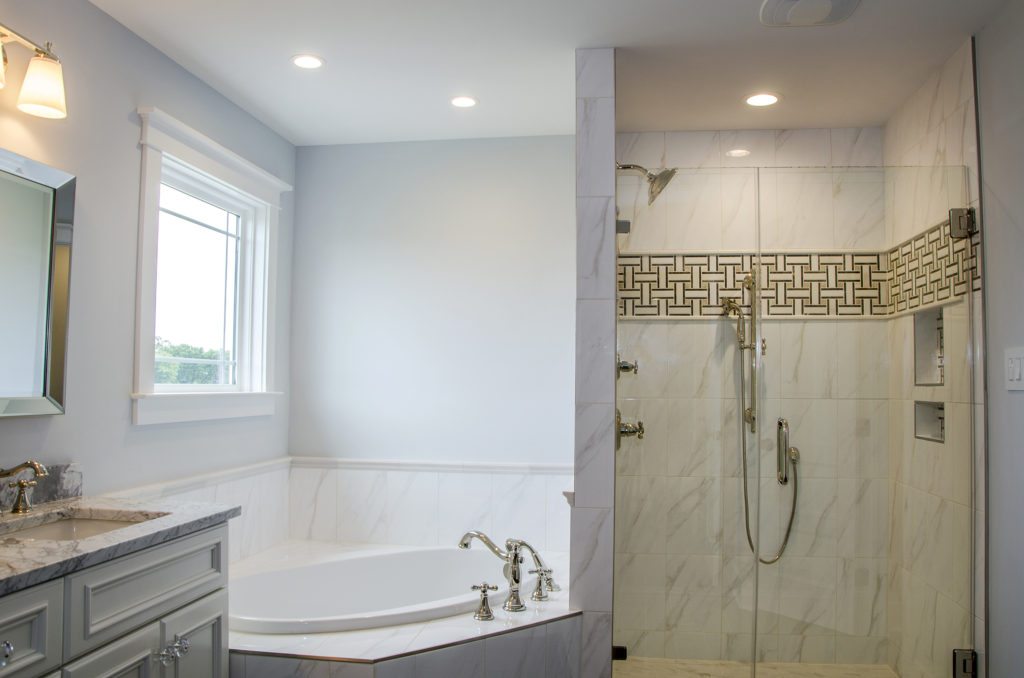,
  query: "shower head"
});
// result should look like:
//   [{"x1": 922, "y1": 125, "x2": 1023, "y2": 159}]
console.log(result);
[{"x1": 616, "y1": 163, "x2": 677, "y2": 205}]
